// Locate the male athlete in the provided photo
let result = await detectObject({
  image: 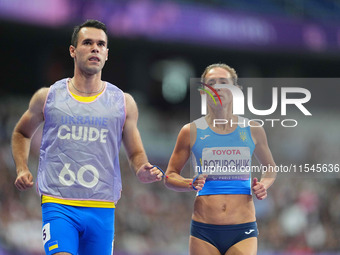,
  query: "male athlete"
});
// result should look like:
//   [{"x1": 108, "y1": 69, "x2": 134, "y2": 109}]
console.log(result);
[
  {"x1": 165, "y1": 63, "x2": 276, "y2": 255},
  {"x1": 12, "y1": 20, "x2": 163, "y2": 255}
]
